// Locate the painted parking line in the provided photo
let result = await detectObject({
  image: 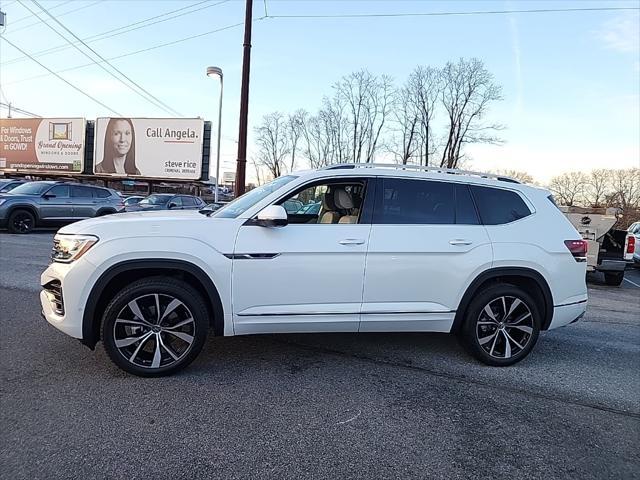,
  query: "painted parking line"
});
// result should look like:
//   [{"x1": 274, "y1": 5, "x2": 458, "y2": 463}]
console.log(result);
[{"x1": 623, "y1": 277, "x2": 640, "y2": 288}]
